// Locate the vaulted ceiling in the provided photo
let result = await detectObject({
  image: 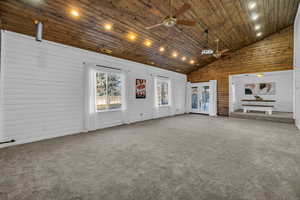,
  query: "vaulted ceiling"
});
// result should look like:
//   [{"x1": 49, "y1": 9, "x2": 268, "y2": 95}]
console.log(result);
[{"x1": 0, "y1": 0, "x2": 299, "y2": 73}]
